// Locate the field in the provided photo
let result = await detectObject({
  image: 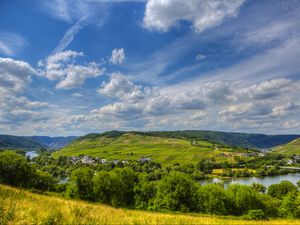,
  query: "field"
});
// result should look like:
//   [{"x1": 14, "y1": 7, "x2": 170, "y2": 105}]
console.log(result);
[
  {"x1": 0, "y1": 184, "x2": 299, "y2": 225},
  {"x1": 274, "y1": 138, "x2": 300, "y2": 155},
  {"x1": 54, "y1": 133, "x2": 249, "y2": 165}
]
